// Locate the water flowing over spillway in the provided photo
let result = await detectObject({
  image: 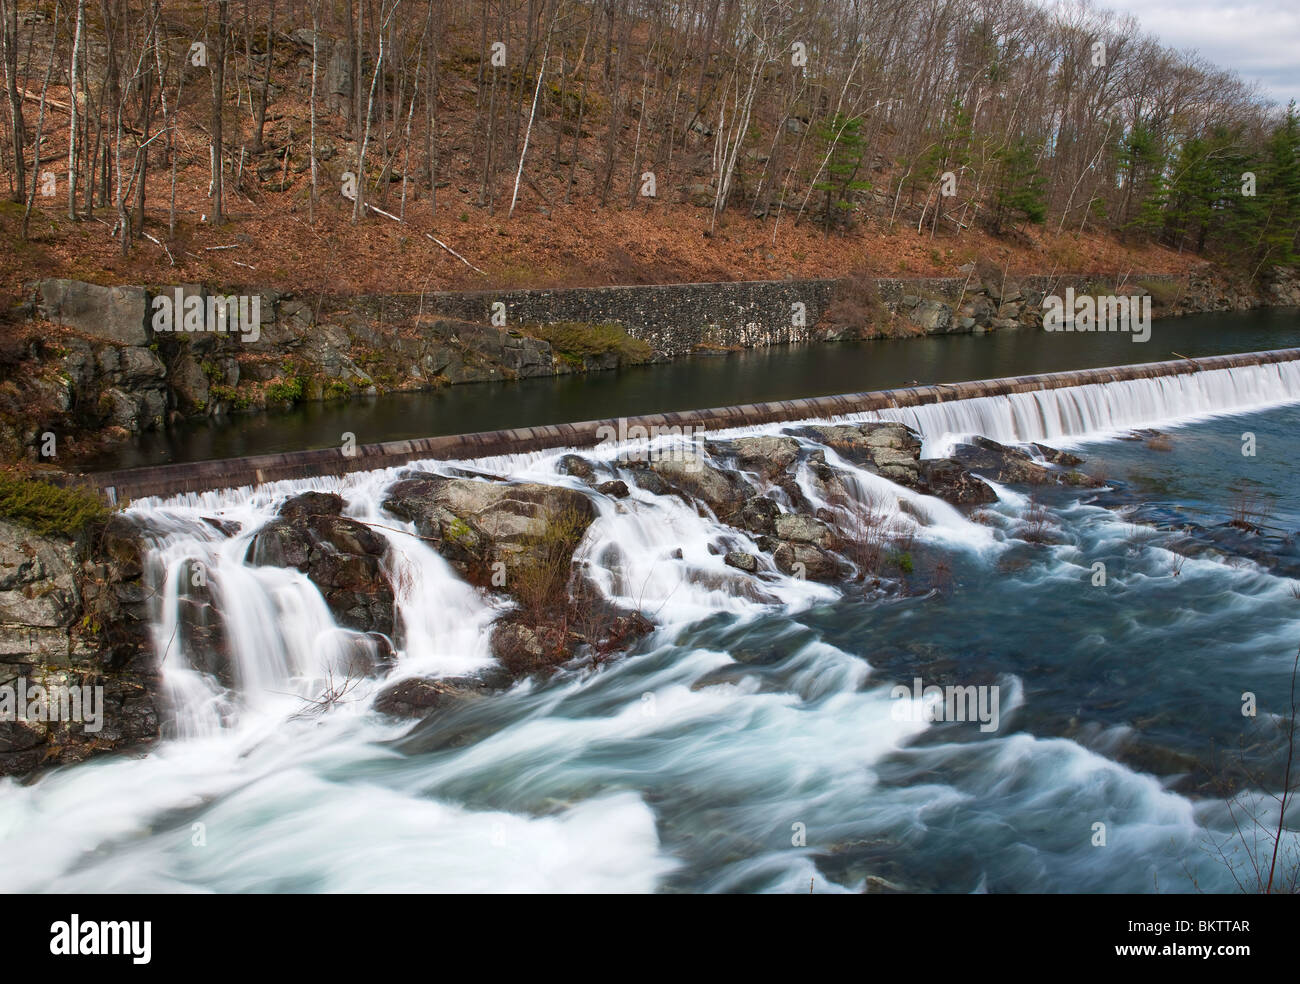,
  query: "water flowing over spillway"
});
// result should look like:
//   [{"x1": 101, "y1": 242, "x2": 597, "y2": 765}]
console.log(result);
[
  {"x1": 3, "y1": 360, "x2": 1300, "y2": 893},
  {"x1": 860, "y1": 358, "x2": 1300, "y2": 457}
]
